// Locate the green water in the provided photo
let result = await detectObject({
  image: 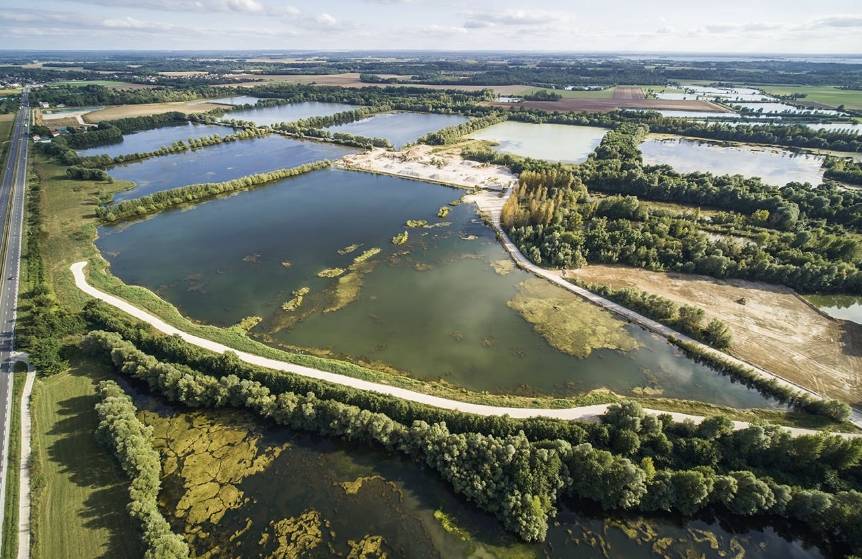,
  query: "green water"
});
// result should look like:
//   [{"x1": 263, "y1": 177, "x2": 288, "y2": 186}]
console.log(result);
[
  {"x1": 467, "y1": 121, "x2": 608, "y2": 163},
  {"x1": 98, "y1": 169, "x2": 779, "y2": 408},
  {"x1": 139, "y1": 404, "x2": 827, "y2": 559}
]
